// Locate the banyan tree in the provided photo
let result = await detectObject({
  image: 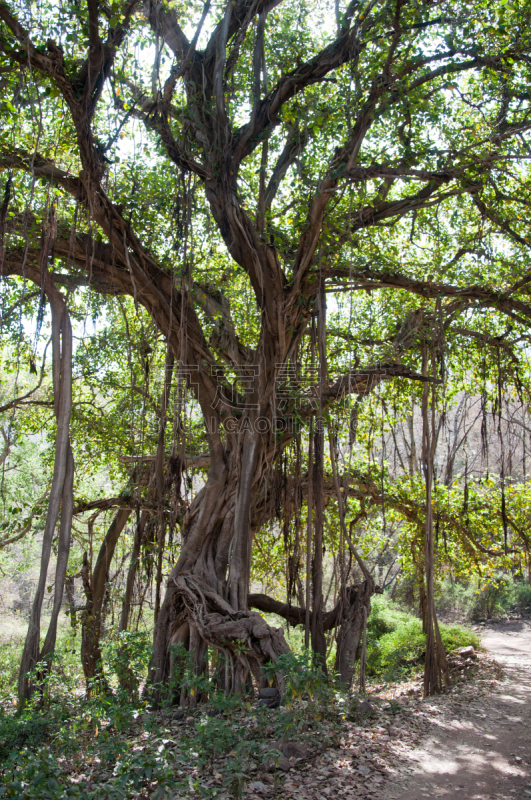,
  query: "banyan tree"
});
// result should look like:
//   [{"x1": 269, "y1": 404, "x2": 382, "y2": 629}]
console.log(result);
[{"x1": 1, "y1": 0, "x2": 531, "y2": 705}]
